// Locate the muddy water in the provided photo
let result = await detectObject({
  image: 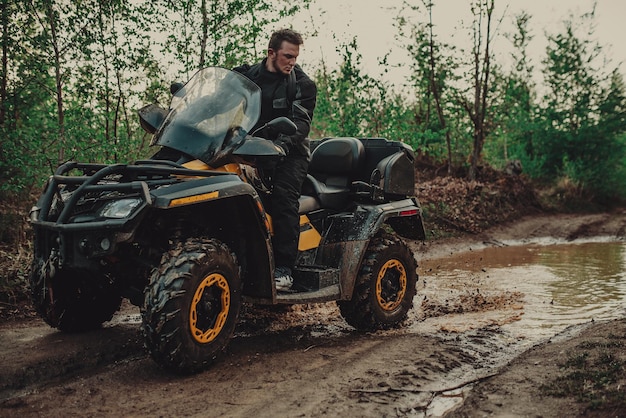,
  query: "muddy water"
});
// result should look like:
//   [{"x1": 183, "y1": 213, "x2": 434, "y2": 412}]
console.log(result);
[
  {"x1": 419, "y1": 239, "x2": 626, "y2": 344},
  {"x1": 411, "y1": 239, "x2": 626, "y2": 416},
  {"x1": 504, "y1": 241, "x2": 626, "y2": 333}
]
